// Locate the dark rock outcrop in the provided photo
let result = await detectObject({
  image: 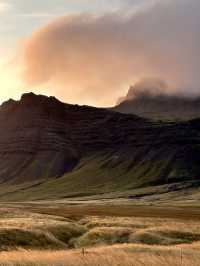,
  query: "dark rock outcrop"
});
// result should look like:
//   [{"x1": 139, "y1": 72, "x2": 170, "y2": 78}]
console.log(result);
[{"x1": 0, "y1": 92, "x2": 200, "y2": 187}]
